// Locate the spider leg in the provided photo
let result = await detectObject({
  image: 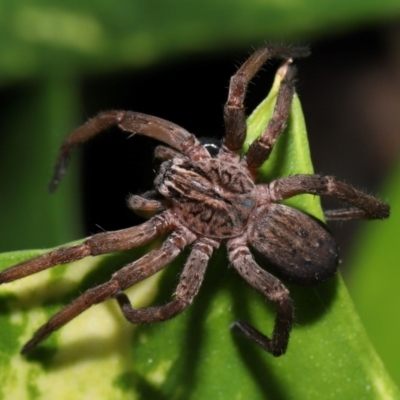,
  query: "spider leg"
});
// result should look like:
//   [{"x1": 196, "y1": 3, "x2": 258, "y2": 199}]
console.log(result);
[
  {"x1": 49, "y1": 111, "x2": 209, "y2": 192},
  {"x1": 244, "y1": 61, "x2": 297, "y2": 170},
  {"x1": 0, "y1": 211, "x2": 175, "y2": 284},
  {"x1": 114, "y1": 237, "x2": 218, "y2": 323},
  {"x1": 154, "y1": 145, "x2": 183, "y2": 161},
  {"x1": 268, "y1": 174, "x2": 390, "y2": 220},
  {"x1": 21, "y1": 226, "x2": 196, "y2": 354},
  {"x1": 323, "y1": 208, "x2": 371, "y2": 221},
  {"x1": 127, "y1": 192, "x2": 169, "y2": 219},
  {"x1": 227, "y1": 239, "x2": 292, "y2": 356},
  {"x1": 222, "y1": 45, "x2": 309, "y2": 154}
]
